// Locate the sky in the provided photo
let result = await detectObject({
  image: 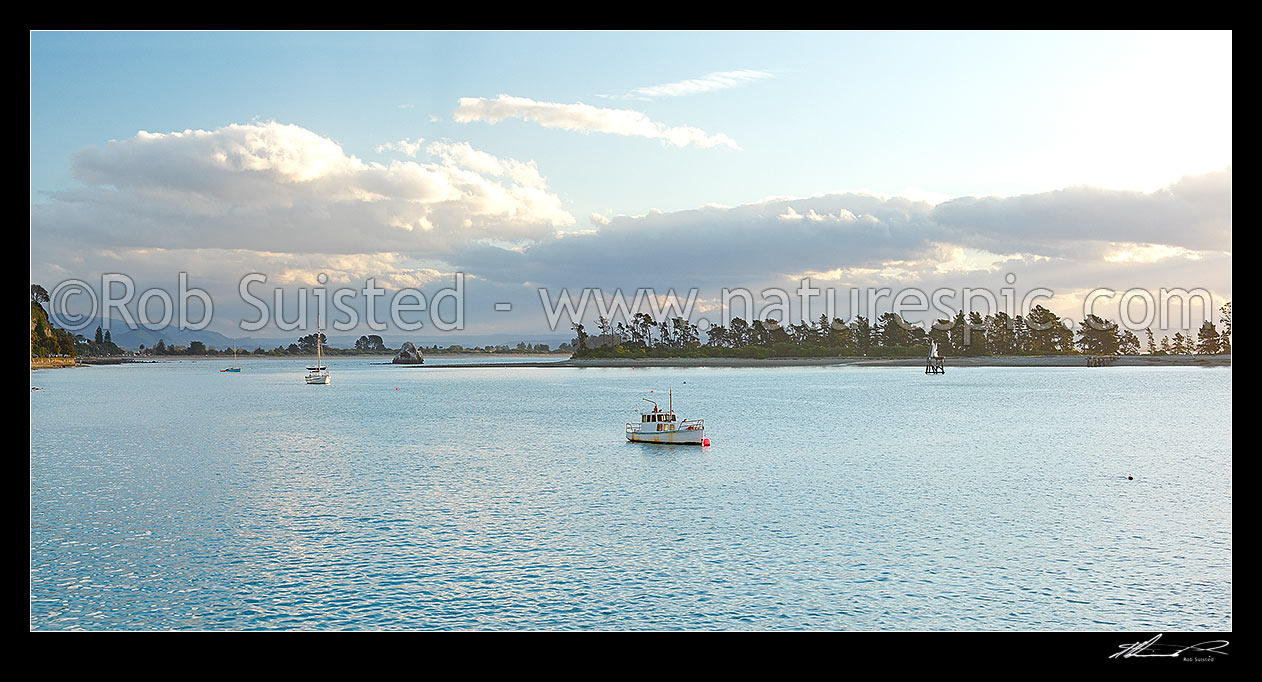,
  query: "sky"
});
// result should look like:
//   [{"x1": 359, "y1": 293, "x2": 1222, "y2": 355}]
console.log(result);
[{"x1": 29, "y1": 30, "x2": 1232, "y2": 345}]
